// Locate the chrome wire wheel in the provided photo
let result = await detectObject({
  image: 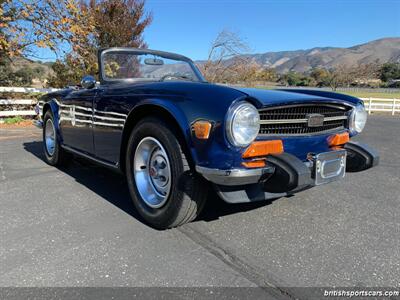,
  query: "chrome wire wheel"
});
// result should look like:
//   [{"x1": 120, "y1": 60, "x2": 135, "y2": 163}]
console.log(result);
[
  {"x1": 44, "y1": 118, "x2": 56, "y2": 156},
  {"x1": 133, "y1": 137, "x2": 172, "y2": 208}
]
